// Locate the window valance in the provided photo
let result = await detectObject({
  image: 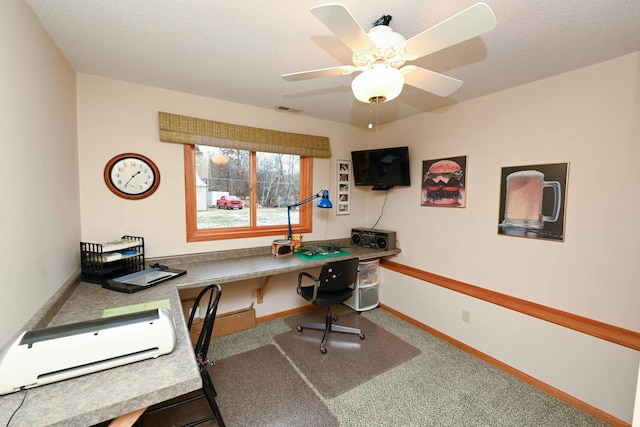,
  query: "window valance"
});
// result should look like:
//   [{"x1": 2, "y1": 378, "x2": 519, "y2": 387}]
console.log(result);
[{"x1": 158, "y1": 112, "x2": 331, "y2": 158}]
